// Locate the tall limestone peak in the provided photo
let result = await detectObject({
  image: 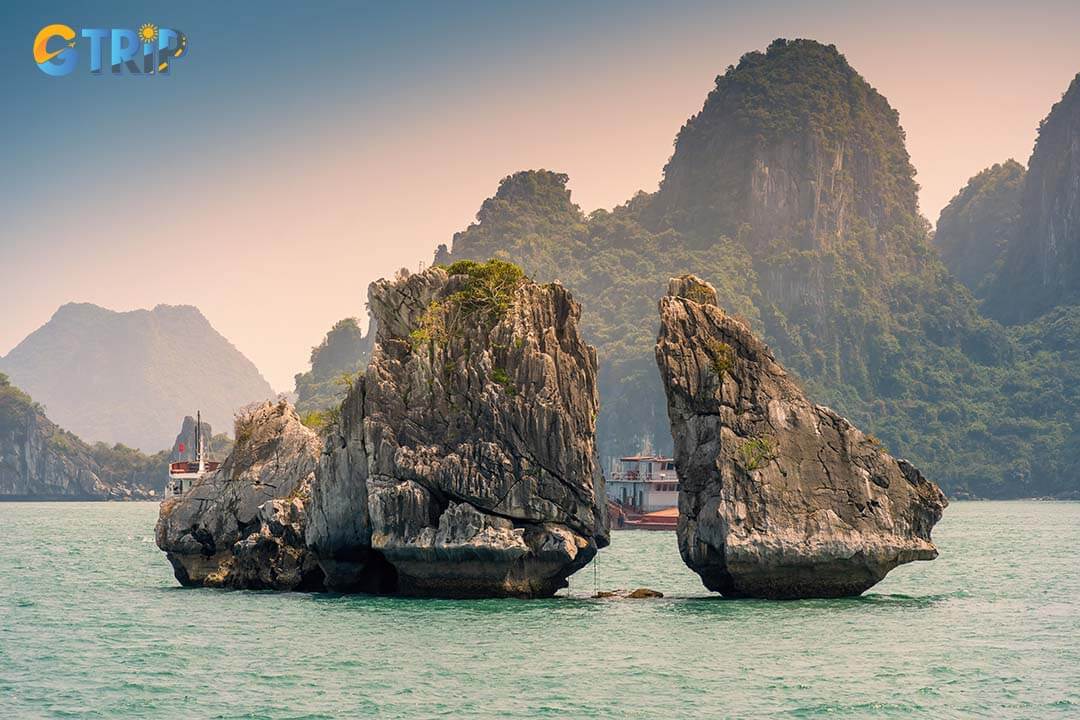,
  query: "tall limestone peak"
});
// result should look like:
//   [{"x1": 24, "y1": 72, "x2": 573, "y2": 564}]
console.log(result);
[
  {"x1": 652, "y1": 38, "x2": 923, "y2": 262},
  {"x1": 646, "y1": 40, "x2": 1004, "y2": 406},
  {"x1": 0, "y1": 303, "x2": 274, "y2": 451},
  {"x1": 933, "y1": 160, "x2": 1026, "y2": 297},
  {"x1": 987, "y1": 73, "x2": 1080, "y2": 323}
]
